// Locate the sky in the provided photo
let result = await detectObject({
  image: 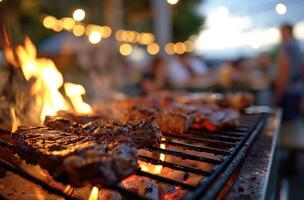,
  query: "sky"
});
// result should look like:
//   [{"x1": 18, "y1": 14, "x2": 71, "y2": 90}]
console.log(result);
[{"x1": 195, "y1": 0, "x2": 304, "y2": 58}]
